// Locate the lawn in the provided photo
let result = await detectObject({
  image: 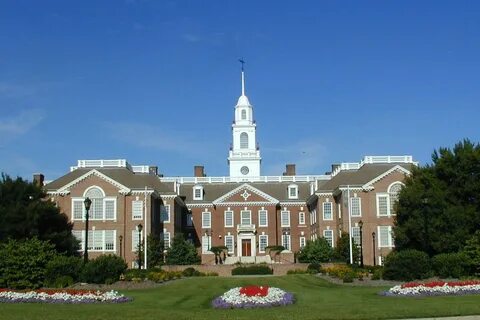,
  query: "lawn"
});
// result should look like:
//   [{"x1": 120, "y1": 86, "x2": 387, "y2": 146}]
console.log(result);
[{"x1": 2, "y1": 275, "x2": 480, "y2": 320}]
